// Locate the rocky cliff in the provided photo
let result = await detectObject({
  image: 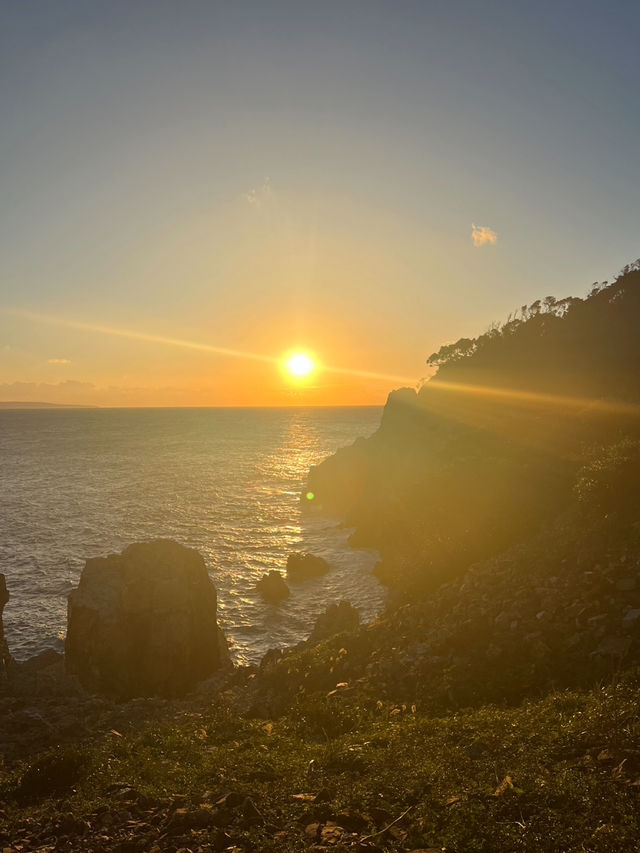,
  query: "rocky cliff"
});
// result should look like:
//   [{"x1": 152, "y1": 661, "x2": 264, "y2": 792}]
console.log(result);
[
  {"x1": 306, "y1": 270, "x2": 640, "y2": 596},
  {"x1": 66, "y1": 540, "x2": 230, "y2": 699},
  {"x1": 0, "y1": 574, "x2": 11, "y2": 690},
  {"x1": 307, "y1": 384, "x2": 578, "y2": 594}
]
